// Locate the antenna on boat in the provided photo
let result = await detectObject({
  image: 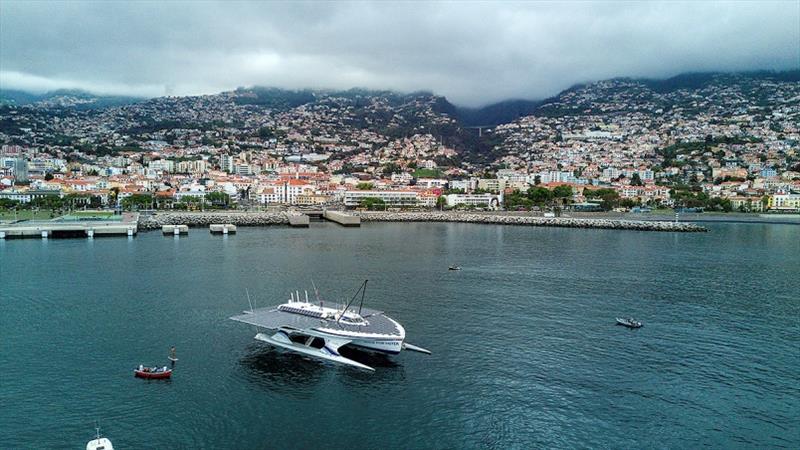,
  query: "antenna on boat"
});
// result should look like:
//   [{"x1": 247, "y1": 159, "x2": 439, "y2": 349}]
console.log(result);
[
  {"x1": 246, "y1": 288, "x2": 254, "y2": 313},
  {"x1": 311, "y1": 278, "x2": 321, "y2": 302}
]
